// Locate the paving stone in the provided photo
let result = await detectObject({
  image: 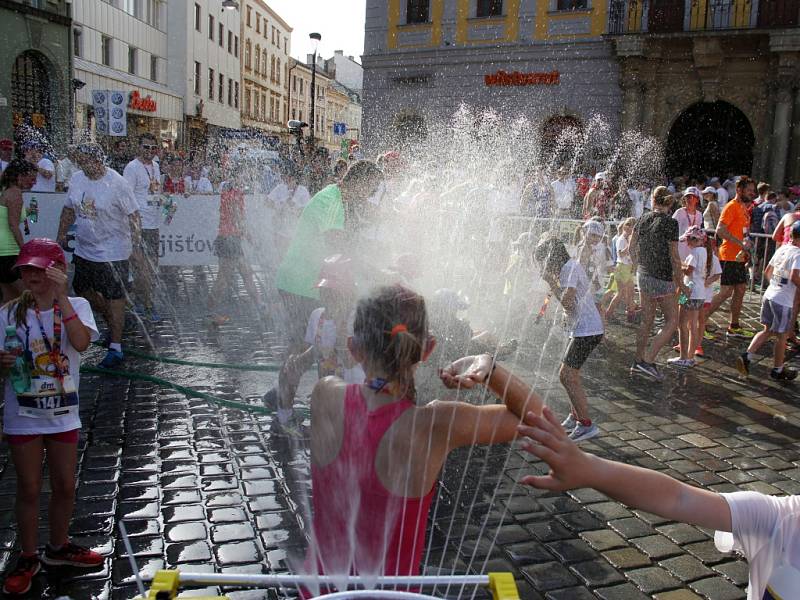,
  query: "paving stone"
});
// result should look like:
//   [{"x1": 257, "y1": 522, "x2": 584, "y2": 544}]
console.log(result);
[
  {"x1": 504, "y1": 541, "x2": 555, "y2": 565},
  {"x1": 519, "y1": 561, "x2": 579, "y2": 591},
  {"x1": 602, "y1": 547, "x2": 651, "y2": 569},
  {"x1": 570, "y1": 559, "x2": 626, "y2": 587},
  {"x1": 165, "y1": 522, "x2": 207, "y2": 543},
  {"x1": 215, "y1": 540, "x2": 263, "y2": 565},
  {"x1": 653, "y1": 591, "x2": 704, "y2": 600},
  {"x1": 608, "y1": 518, "x2": 655, "y2": 539},
  {"x1": 656, "y1": 524, "x2": 709, "y2": 545},
  {"x1": 586, "y1": 502, "x2": 634, "y2": 521},
  {"x1": 594, "y1": 583, "x2": 650, "y2": 600},
  {"x1": 544, "y1": 539, "x2": 598, "y2": 564},
  {"x1": 556, "y1": 511, "x2": 605, "y2": 533},
  {"x1": 688, "y1": 576, "x2": 746, "y2": 600},
  {"x1": 581, "y1": 530, "x2": 628, "y2": 551},
  {"x1": 166, "y1": 541, "x2": 213, "y2": 563},
  {"x1": 659, "y1": 555, "x2": 714, "y2": 582},
  {"x1": 712, "y1": 560, "x2": 750, "y2": 586},
  {"x1": 544, "y1": 586, "x2": 595, "y2": 600},
  {"x1": 684, "y1": 541, "x2": 728, "y2": 565},
  {"x1": 625, "y1": 566, "x2": 682, "y2": 594},
  {"x1": 629, "y1": 534, "x2": 683, "y2": 559}
]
